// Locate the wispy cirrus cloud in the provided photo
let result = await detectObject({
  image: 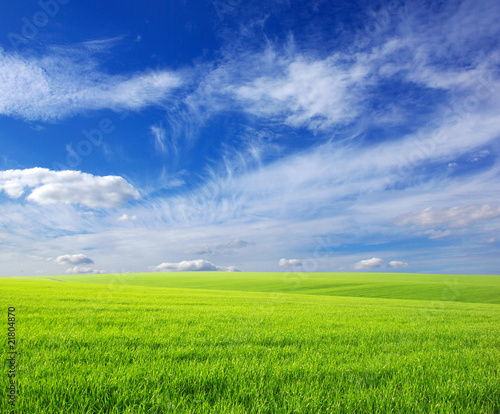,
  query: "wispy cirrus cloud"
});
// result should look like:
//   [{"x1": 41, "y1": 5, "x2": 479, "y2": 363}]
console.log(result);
[
  {"x1": 177, "y1": 0, "x2": 500, "y2": 139},
  {"x1": 0, "y1": 44, "x2": 183, "y2": 122},
  {"x1": 1, "y1": 0, "x2": 500, "y2": 277},
  {"x1": 232, "y1": 54, "x2": 372, "y2": 131},
  {"x1": 151, "y1": 124, "x2": 168, "y2": 155}
]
